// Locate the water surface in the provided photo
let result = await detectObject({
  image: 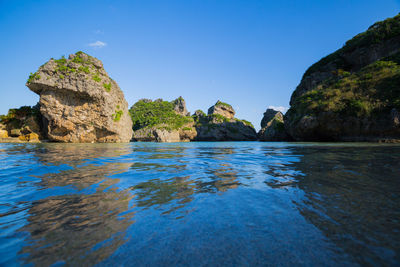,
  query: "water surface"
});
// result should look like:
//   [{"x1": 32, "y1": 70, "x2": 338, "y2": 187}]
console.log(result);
[{"x1": 0, "y1": 142, "x2": 399, "y2": 266}]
